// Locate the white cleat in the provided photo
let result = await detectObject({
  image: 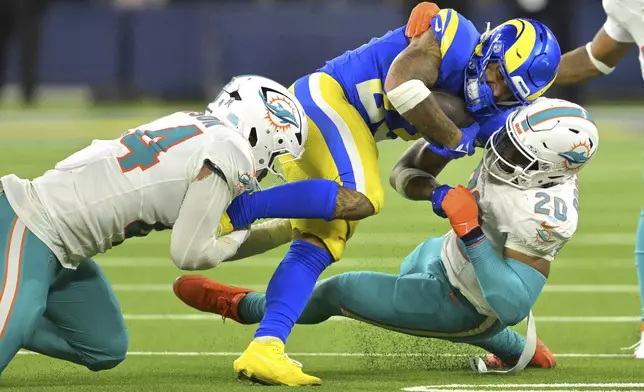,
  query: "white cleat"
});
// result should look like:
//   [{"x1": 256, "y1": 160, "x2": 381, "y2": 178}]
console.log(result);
[
  {"x1": 621, "y1": 328, "x2": 644, "y2": 358},
  {"x1": 635, "y1": 343, "x2": 644, "y2": 359}
]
